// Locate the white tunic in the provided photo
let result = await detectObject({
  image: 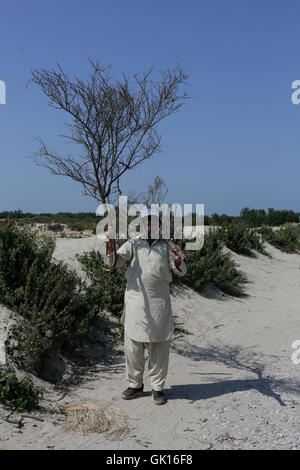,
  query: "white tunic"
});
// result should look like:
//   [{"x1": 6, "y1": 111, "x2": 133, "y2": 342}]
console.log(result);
[{"x1": 107, "y1": 238, "x2": 186, "y2": 342}]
